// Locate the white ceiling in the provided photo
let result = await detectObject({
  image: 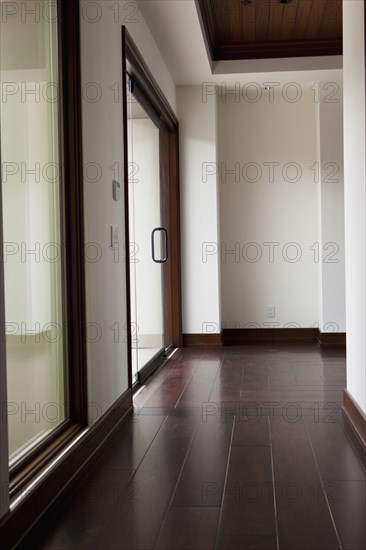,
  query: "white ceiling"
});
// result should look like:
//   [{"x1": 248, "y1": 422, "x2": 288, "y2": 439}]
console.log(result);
[{"x1": 137, "y1": 0, "x2": 343, "y2": 86}]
